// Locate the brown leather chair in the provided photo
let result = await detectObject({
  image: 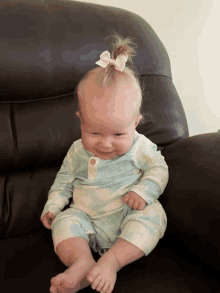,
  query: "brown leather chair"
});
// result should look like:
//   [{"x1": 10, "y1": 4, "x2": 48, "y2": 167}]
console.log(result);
[{"x1": 1, "y1": 1, "x2": 219, "y2": 292}]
